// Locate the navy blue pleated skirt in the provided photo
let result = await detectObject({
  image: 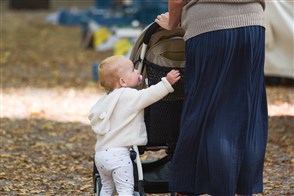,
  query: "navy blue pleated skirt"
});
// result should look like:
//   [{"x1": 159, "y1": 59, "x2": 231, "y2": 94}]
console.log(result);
[{"x1": 169, "y1": 26, "x2": 268, "y2": 195}]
